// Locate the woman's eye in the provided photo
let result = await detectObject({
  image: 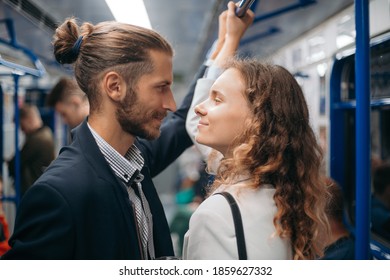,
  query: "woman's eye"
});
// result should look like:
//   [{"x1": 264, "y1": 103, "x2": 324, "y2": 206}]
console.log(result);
[{"x1": 214, "y1": 97, "x2": 222, "y2": 103}]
